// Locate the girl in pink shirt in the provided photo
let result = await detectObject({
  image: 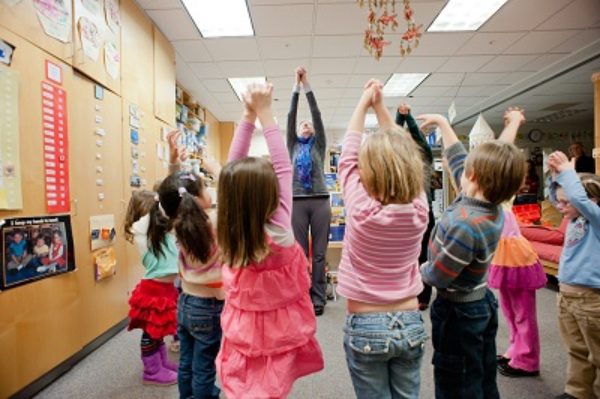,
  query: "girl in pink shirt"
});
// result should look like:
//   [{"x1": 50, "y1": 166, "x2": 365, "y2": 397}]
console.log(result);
[
  {"x1": 215, "y1": 83, "x2": 324, "y2": 399},
  {"x1": 337, "y1": 80, "x2": 429, "y2": 398}
]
